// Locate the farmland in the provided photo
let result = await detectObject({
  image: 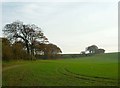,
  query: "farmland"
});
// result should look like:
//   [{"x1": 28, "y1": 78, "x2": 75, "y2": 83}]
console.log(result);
[{"x1": 2, "y1": 53, "x2": 118, "y2": 86}]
